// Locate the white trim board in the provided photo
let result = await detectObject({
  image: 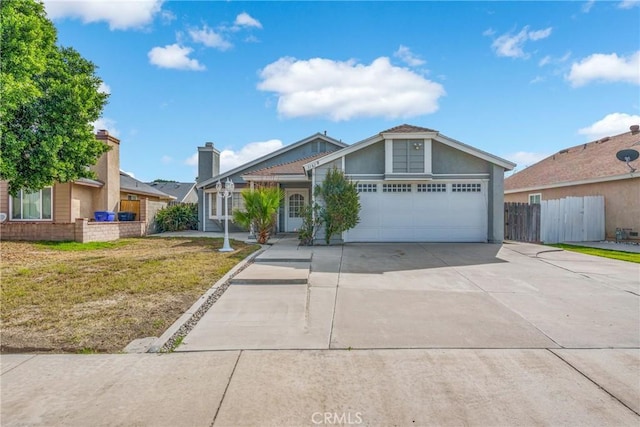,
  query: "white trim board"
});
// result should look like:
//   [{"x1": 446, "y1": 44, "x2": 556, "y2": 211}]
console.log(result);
[{"x1": 505, "y1": 173, "x2": 639, "y2": 194}]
